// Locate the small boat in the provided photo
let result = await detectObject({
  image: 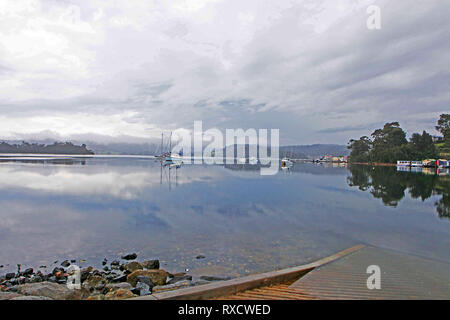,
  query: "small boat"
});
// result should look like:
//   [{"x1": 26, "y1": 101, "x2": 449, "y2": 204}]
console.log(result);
[
  {"x1": 410, "y1": 161, "x2": 423, "y2": 167},
  {"x1": 281, "y1": 158, "x2": 293, "y2": 168},
  {"x1": 249, "y1": 157, "x2": 258, "y2": 165},
  {"x1": 397, "y1": 161, "x2": 411, "y2": 167},
  {"x1": 237, "y1": 157, "x2": 246, "y2": 164}
]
